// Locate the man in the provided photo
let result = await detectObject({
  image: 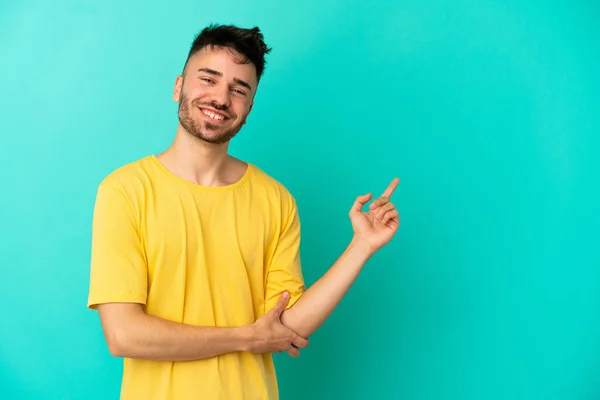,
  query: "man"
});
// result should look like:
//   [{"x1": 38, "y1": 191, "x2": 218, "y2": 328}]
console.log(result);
[{"x1": 87, "y1": 24, "x2": 400, "y2": 400}]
